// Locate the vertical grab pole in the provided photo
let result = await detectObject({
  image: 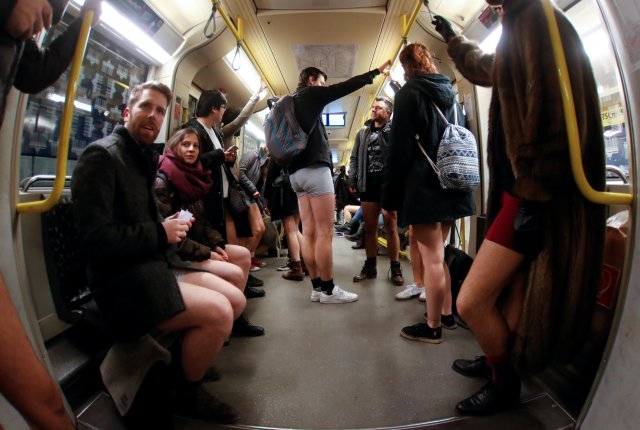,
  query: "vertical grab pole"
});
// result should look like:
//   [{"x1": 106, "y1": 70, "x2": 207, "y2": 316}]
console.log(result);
[{"x1": 16, "y1": 11, "x2": 94, "y2": 214}]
